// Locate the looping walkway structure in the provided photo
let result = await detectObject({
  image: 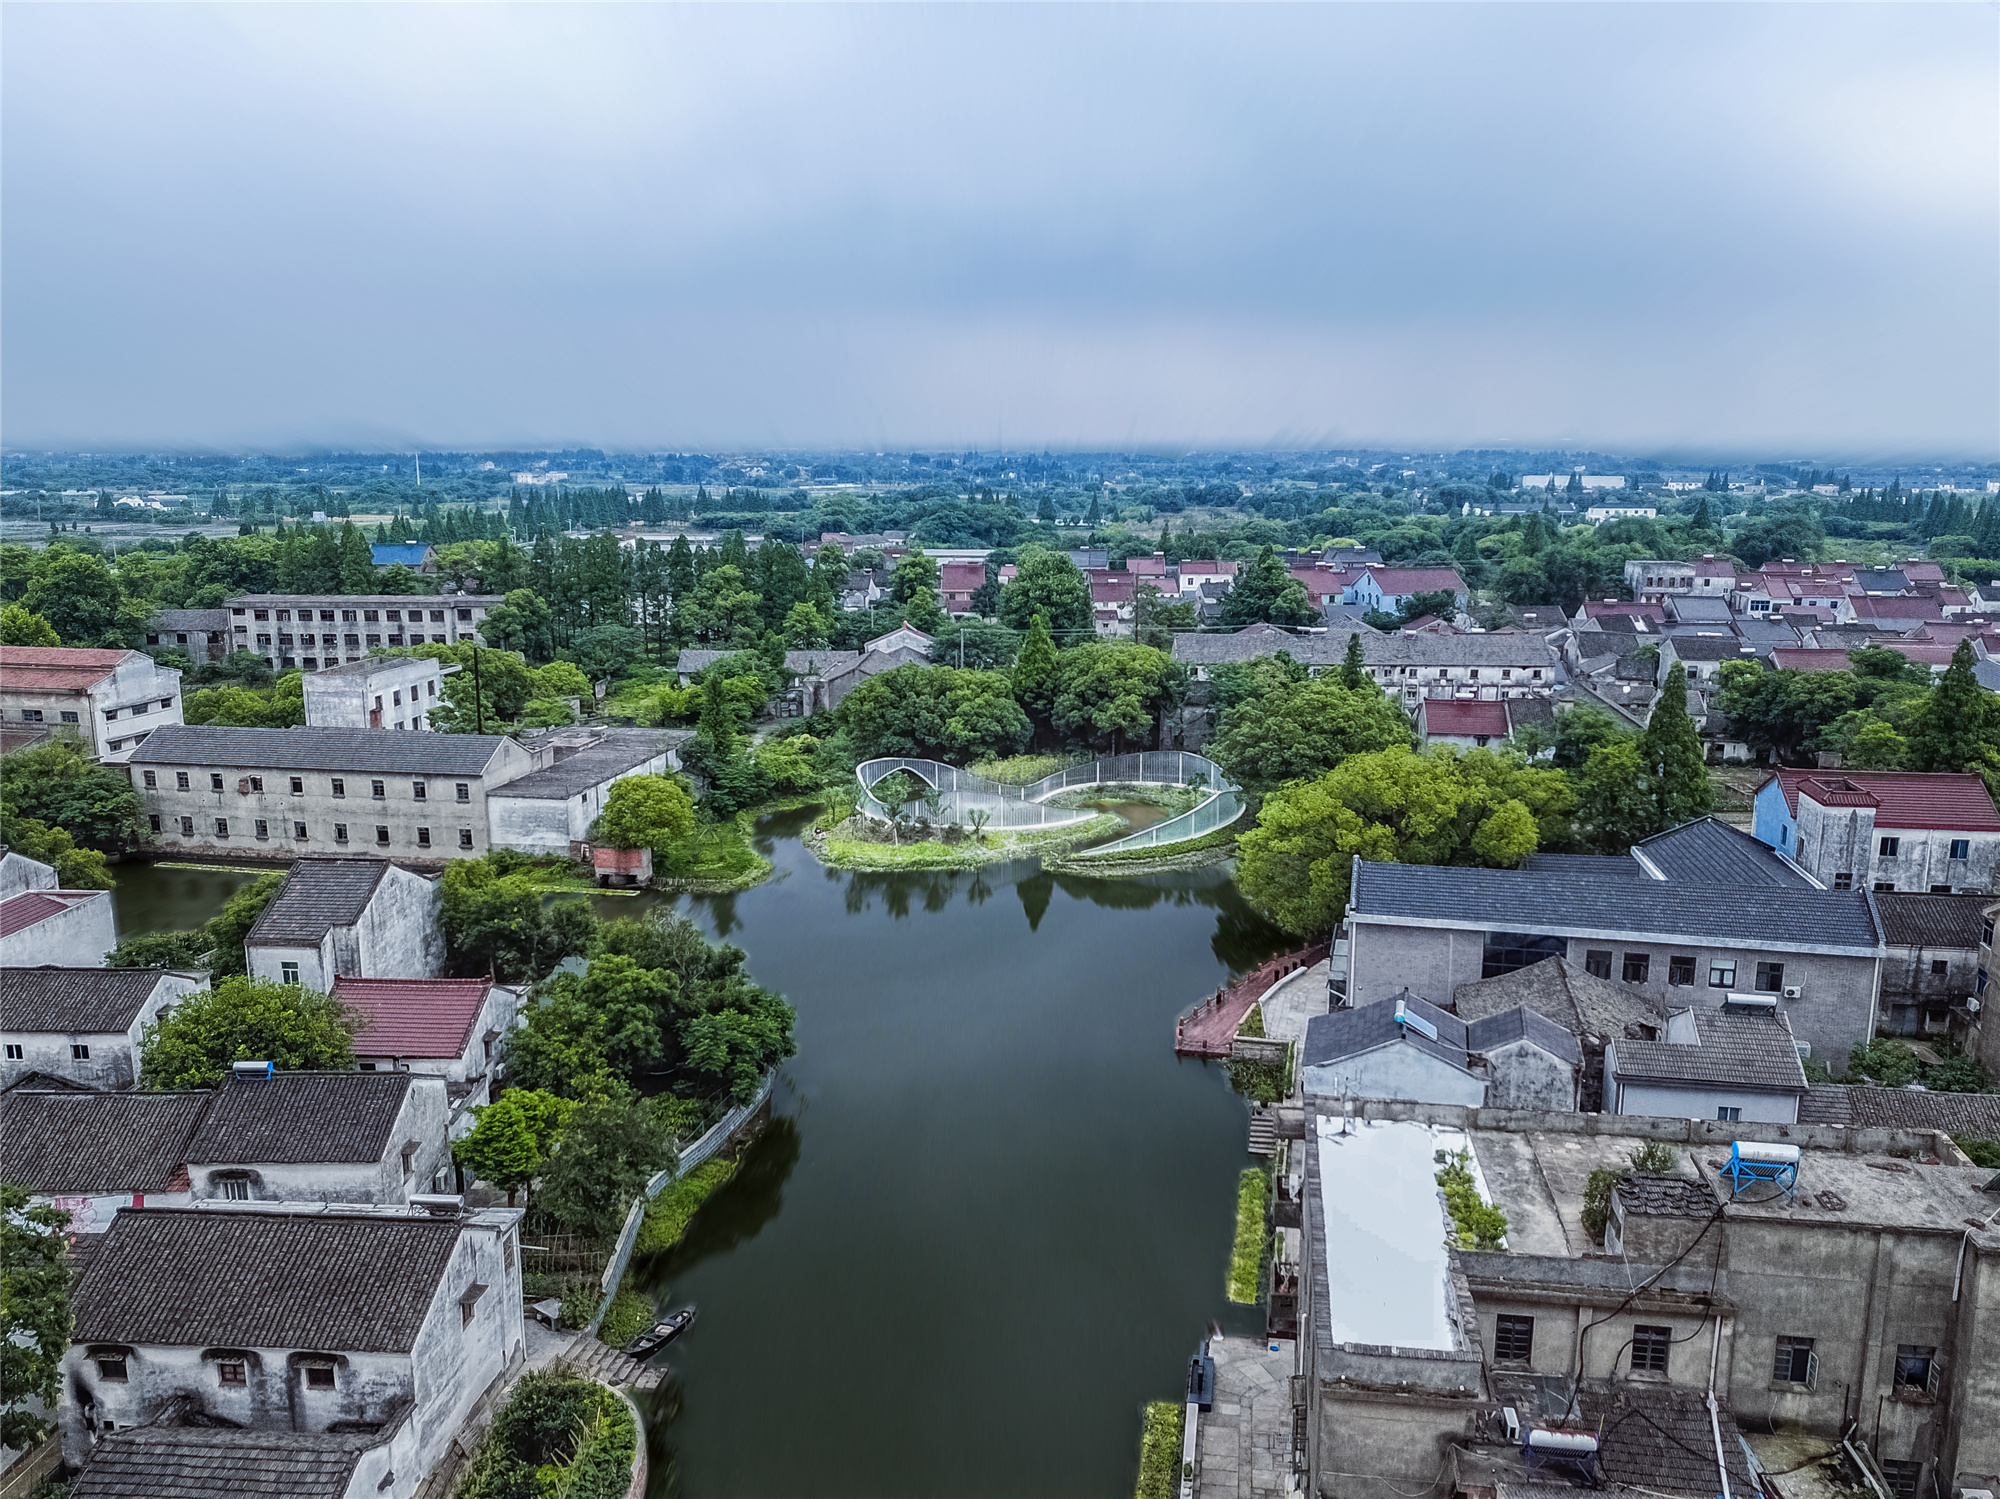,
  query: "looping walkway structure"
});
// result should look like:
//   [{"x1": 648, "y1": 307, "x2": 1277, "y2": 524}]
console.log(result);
[{"x1": 853, "y1": 749, "x2": 1244, "y2": 859}]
